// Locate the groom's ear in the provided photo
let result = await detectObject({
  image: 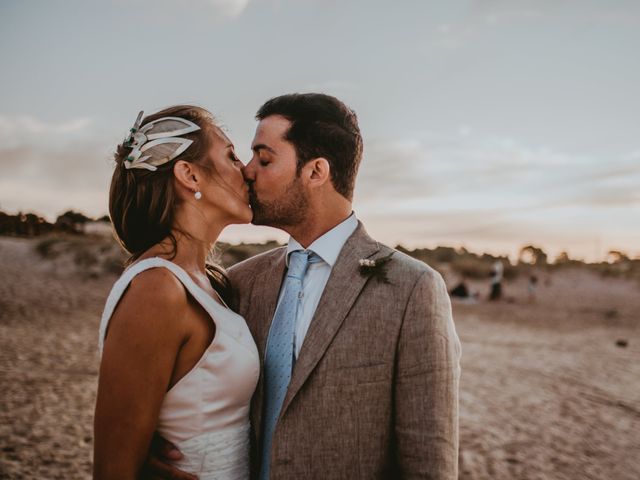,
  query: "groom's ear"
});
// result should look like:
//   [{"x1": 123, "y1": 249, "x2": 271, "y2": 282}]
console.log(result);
[{"x1": 303, "y1": 157, "x2": 331, "y2": 189}]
